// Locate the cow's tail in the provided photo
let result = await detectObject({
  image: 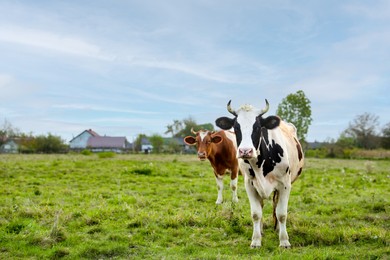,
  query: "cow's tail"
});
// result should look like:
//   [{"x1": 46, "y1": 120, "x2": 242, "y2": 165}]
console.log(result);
[{"x1": 273, "y1": 190, "x2": 279, "y2": 230}]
